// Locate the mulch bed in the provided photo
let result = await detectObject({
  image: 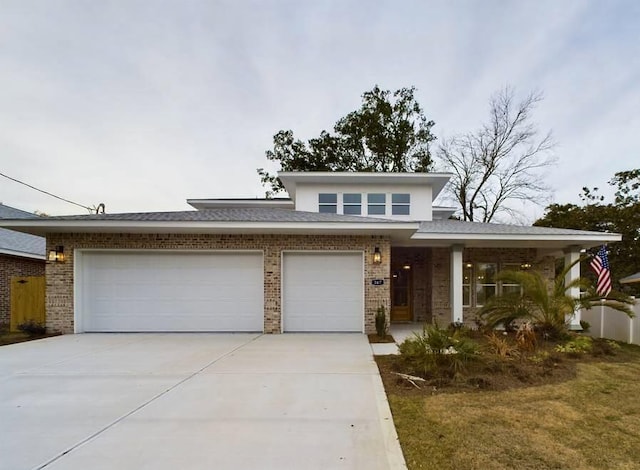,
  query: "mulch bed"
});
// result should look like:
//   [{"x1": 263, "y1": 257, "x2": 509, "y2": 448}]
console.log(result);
[{"x1": 368, "y1": 334, "x2": 396, "y2": 343}]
